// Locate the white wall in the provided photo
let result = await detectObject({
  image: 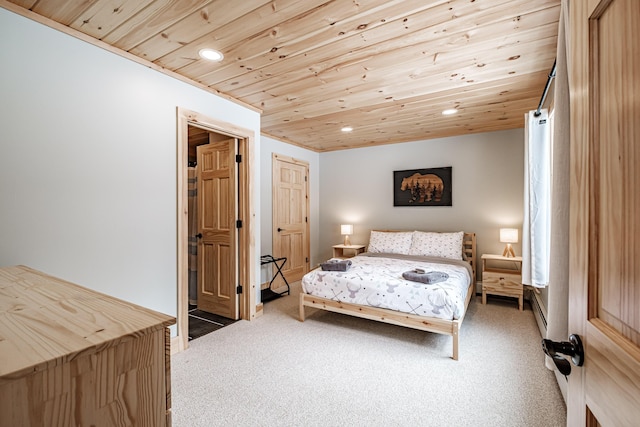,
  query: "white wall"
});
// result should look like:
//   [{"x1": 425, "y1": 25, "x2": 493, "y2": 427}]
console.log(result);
[
  {"x1": 0, "y1": 9, "x2": 261, "y2": 326},
  {"x1": 318, "y1": 129, "x2": 525, "y2": 281},
  {"x1": 259, "y1": 136, "x2": 320, "y2": 283}
]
